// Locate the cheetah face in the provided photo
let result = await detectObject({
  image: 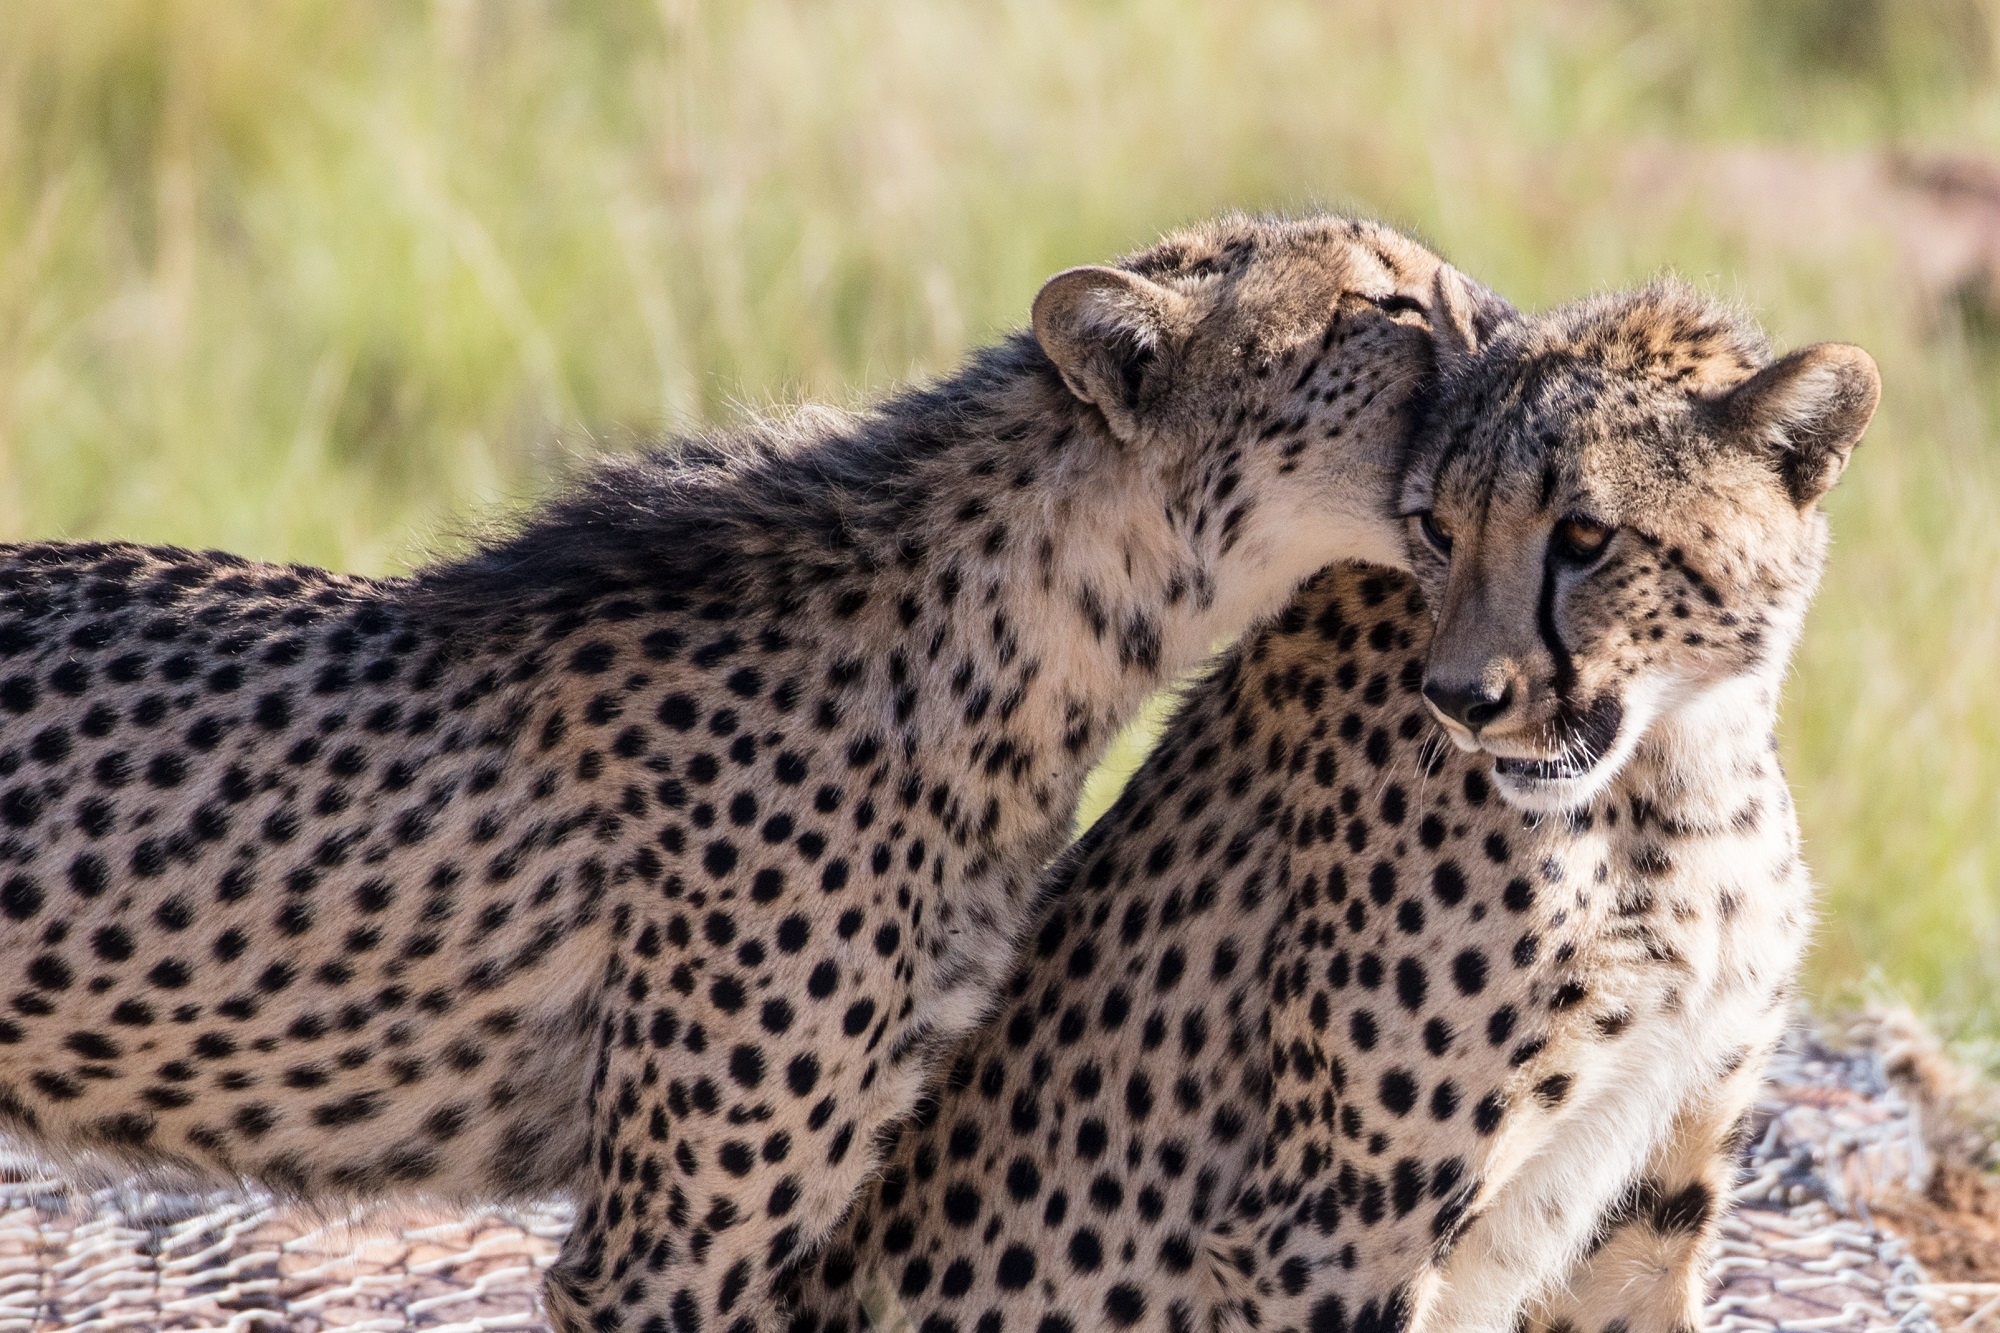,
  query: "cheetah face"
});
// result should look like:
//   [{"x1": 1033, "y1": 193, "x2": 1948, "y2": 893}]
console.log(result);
[
  {"x1": 1397, "y1": 282, "x2": 1880, "y2": 812},
  {"x1": 1033, "y1": 216, "x2": 1515, "y2": 583}
]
